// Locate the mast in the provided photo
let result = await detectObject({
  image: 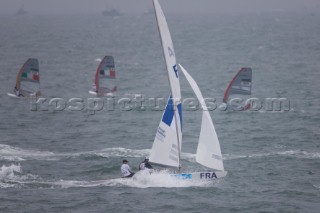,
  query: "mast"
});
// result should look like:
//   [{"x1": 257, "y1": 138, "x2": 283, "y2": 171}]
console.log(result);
[{"x1": 95, "y1": 57, "x2": 104, "y2": 93}]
